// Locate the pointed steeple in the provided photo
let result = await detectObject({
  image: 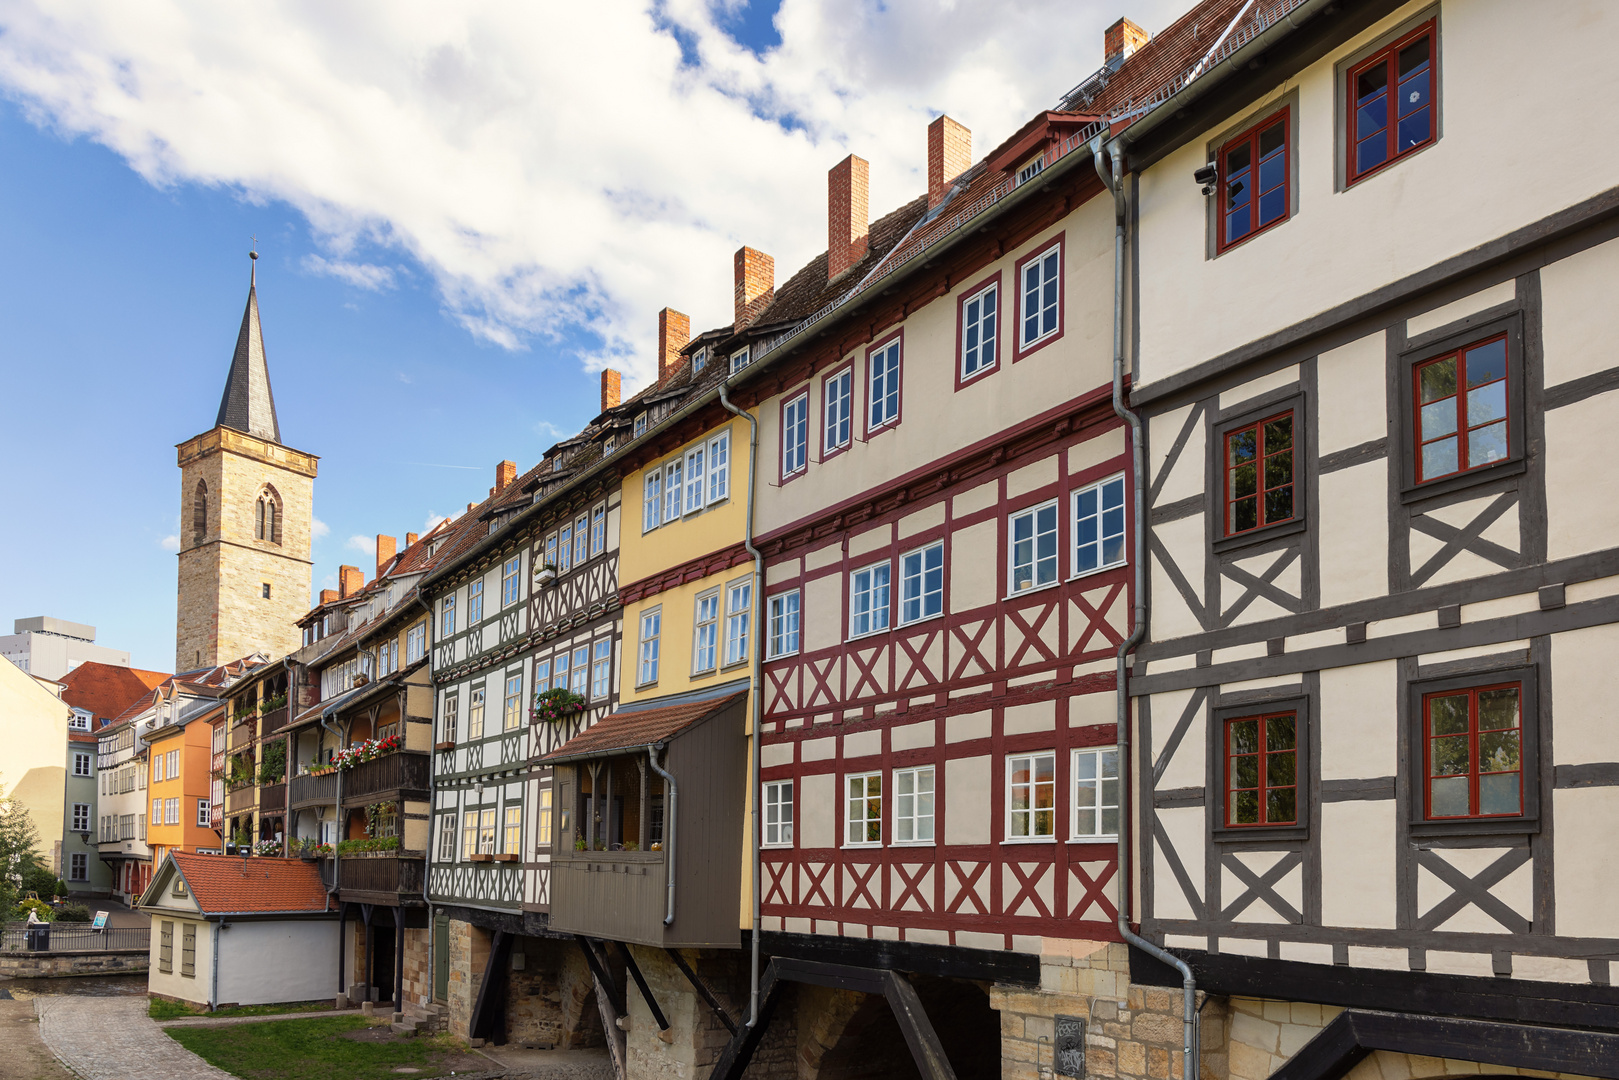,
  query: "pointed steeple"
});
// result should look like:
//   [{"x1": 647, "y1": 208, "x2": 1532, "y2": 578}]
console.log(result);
[{"x1": 214, "y1": 250, "x2": 281, "y2": 444}]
